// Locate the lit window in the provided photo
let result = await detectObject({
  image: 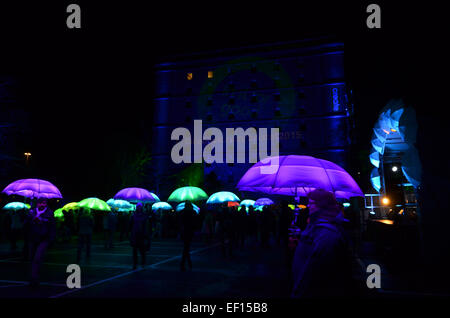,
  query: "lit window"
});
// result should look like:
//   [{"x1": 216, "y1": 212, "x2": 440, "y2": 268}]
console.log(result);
[
  {"x1": 187, "y1": 73, "x2": 193, "y2": 80},
  {"x1": 208, "y1": 71, "x2": 214, "y2": 79}
]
